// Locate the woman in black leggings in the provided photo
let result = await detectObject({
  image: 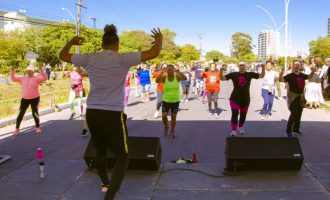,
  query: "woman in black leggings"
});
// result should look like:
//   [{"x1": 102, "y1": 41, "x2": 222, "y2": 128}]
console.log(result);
[
  {"x1": 11, "y1": 65, "x2": 47, "y2": 135},
  {"x1": 59, "y1": 24, "x2": 163, "y2": 200}
]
